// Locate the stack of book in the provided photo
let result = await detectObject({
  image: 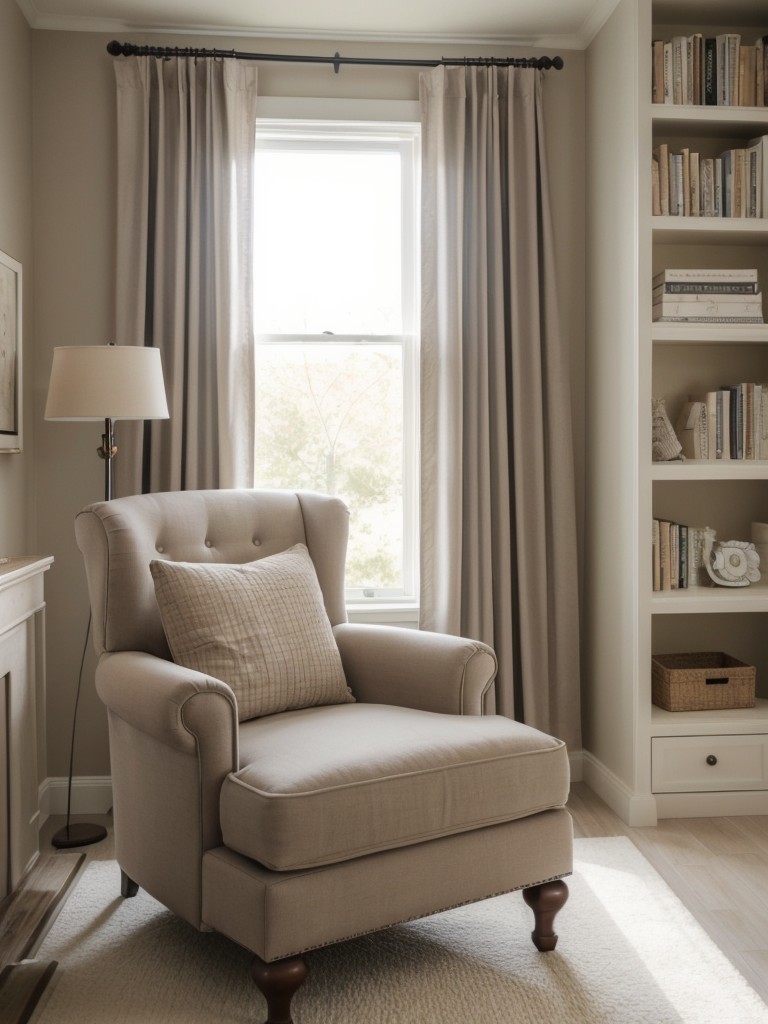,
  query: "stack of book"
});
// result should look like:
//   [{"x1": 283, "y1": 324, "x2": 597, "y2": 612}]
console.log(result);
[
  {"x1": 652, "y1": 33, "x2": 768, "y2": 106},
  {"x1": 651, "y1": 136, "x2": 768, "y2": 218},
  {"x1": 652, "y1": 520, "x2": 713, "y2": 591},
  {"x1": 675, "y1": 384, "x2": 768, "y2": 460},
  {"x1": 652, "y1": 268, "x2": 763, "y2": 324}
]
